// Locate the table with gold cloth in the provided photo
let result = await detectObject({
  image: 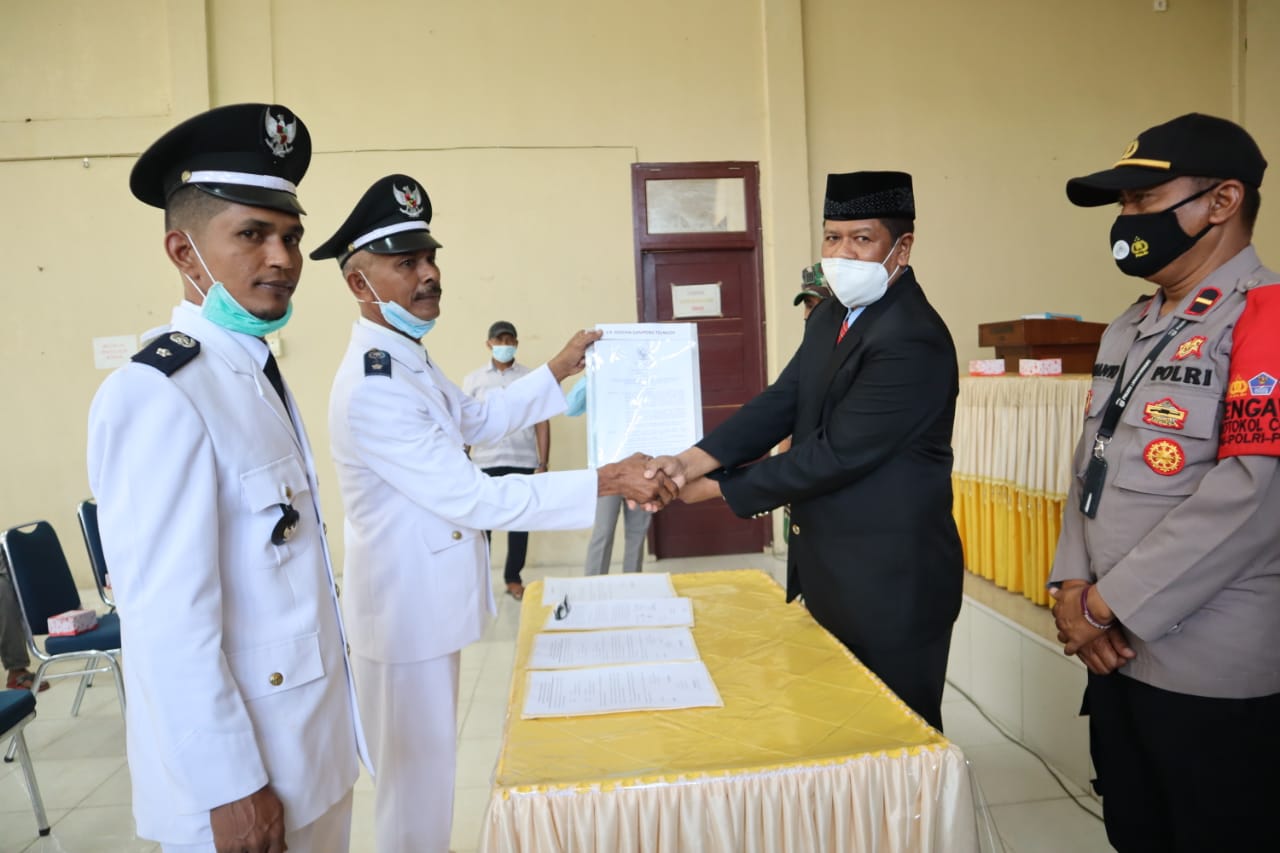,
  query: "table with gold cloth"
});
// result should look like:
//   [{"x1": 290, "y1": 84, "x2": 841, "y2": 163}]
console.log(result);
[
  {"x1": 951, "y1": 375, "x2": 1091, "y2": 606},
  {"x1": 479, "y1": 570, "x2": 981, "y2": 853}
]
